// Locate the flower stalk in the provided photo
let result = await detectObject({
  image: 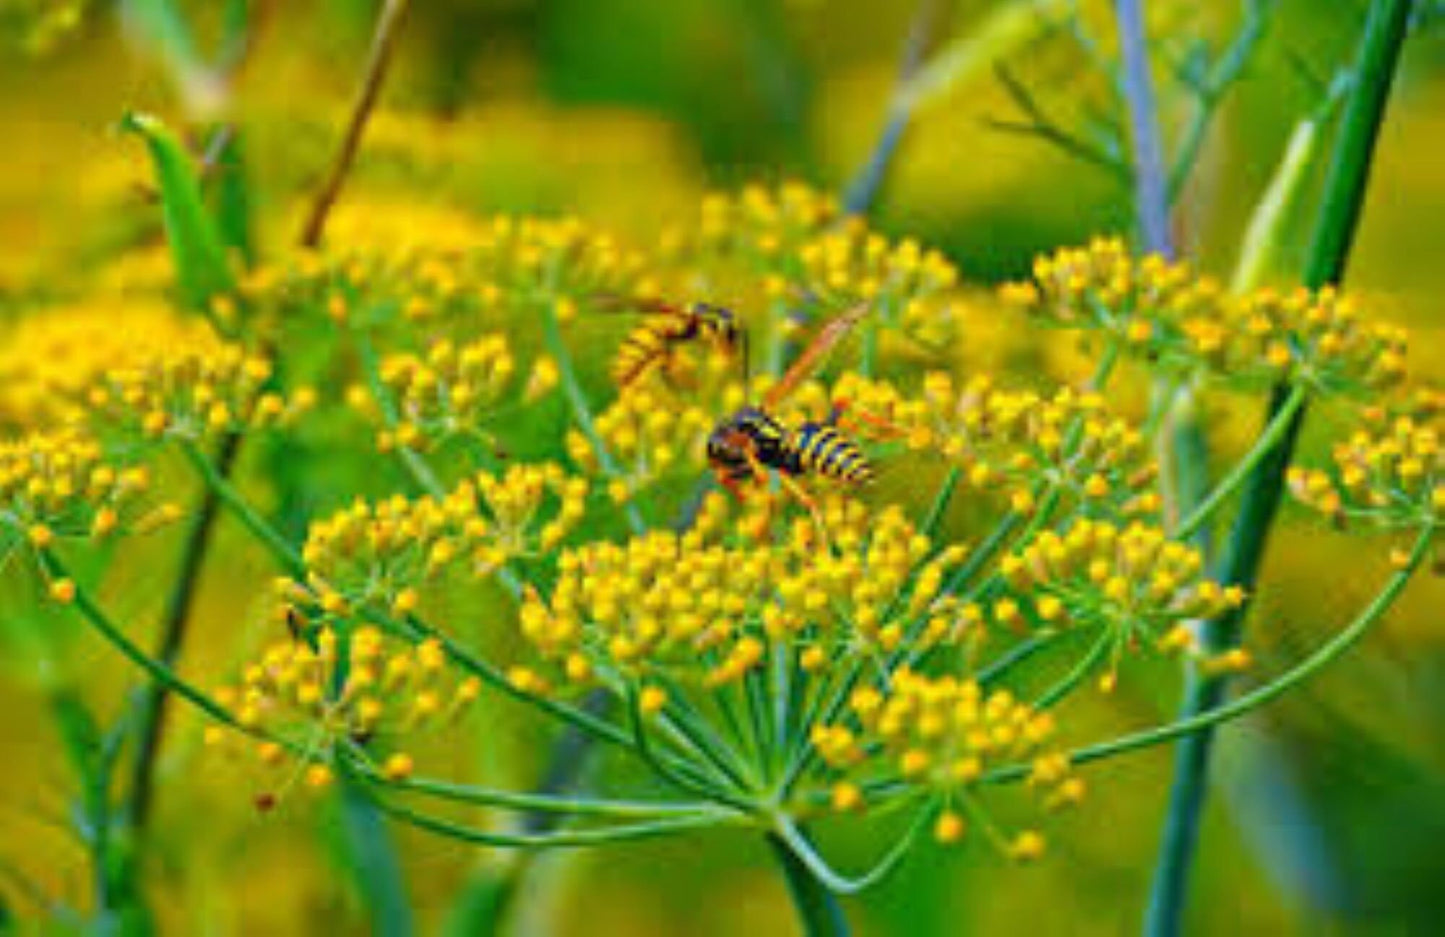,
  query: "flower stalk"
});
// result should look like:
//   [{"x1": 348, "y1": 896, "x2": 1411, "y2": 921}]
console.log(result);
[{"x1": 1145, "y1": 2, "x2": 1415, "y2": 933}]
